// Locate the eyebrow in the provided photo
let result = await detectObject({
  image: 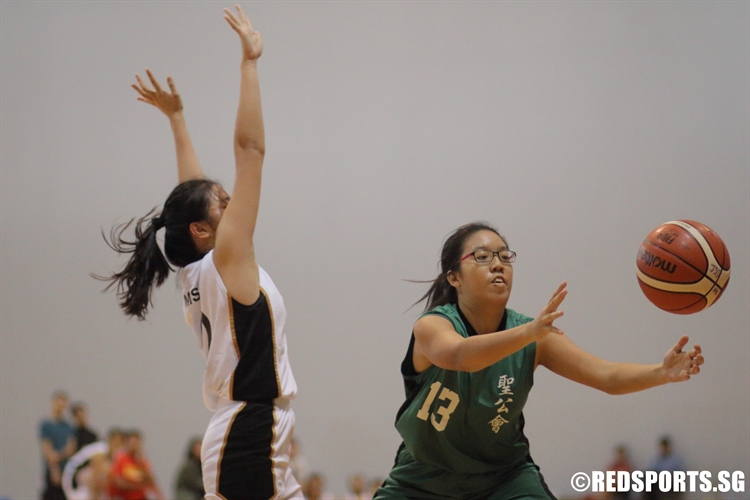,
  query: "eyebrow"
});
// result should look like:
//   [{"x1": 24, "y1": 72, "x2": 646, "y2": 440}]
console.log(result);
[{"x1": 471, "y1": 245, "x2": 509, "y2": 252}]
